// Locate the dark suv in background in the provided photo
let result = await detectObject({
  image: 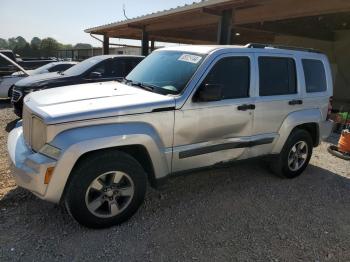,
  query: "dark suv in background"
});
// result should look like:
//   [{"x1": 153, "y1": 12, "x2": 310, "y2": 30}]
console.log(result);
[{"x1": 12, "y1": 55, "x2": 144, "y2": 116}]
